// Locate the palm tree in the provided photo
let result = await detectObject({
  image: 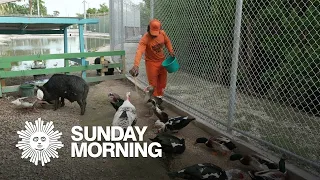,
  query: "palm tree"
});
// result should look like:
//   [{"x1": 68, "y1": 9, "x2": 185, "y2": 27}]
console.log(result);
[{"x1": 0, "y1": 3, "x2": 17, "y2": 15}]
